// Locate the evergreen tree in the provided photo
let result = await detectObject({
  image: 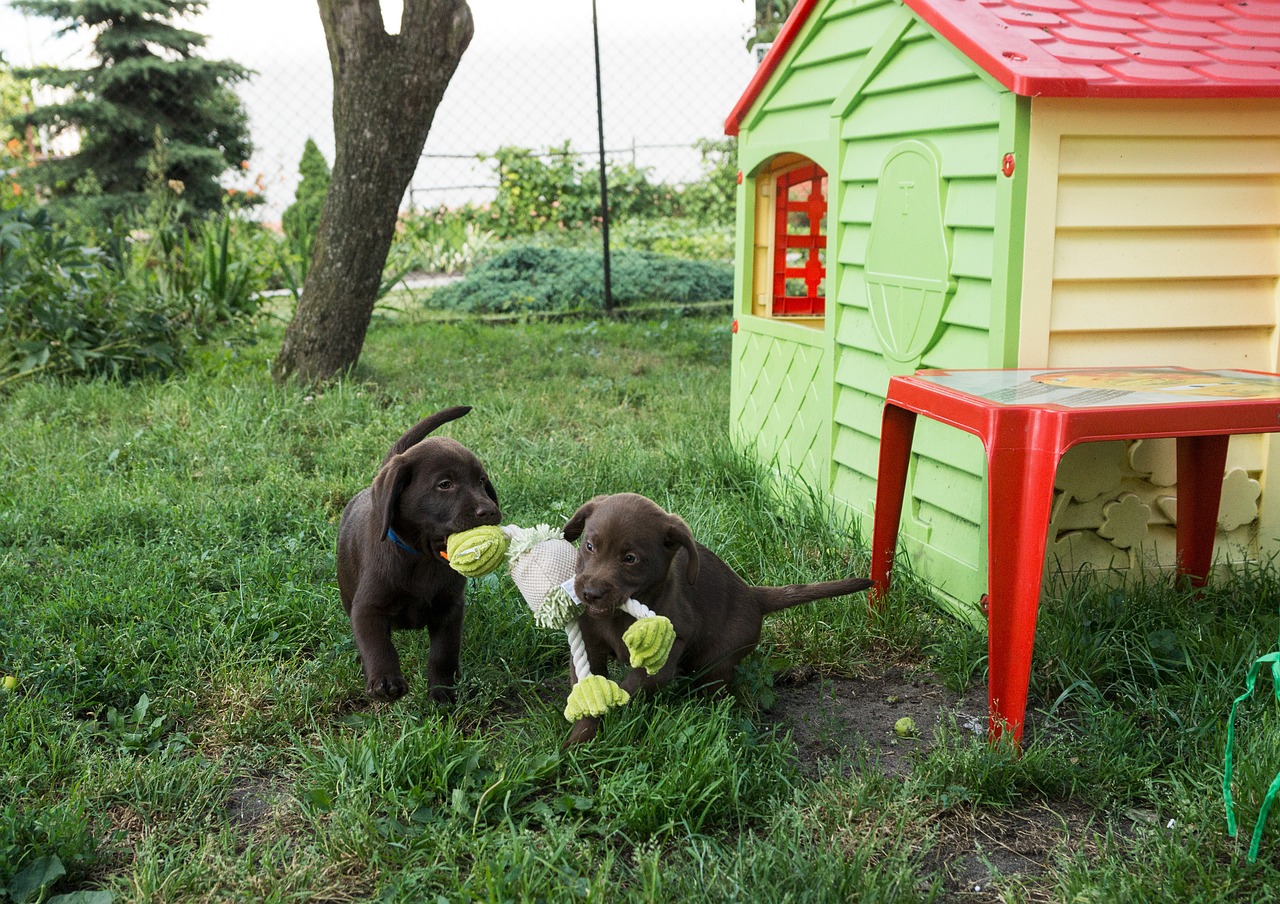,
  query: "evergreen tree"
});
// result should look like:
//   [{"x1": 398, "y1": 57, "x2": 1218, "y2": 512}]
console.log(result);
[
  {"x1": 281, "y1": 138, "x2": 330, "y2": 255},
  {"x1": 10, "y1": 0, "x2": 253, "y2": 220}
]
